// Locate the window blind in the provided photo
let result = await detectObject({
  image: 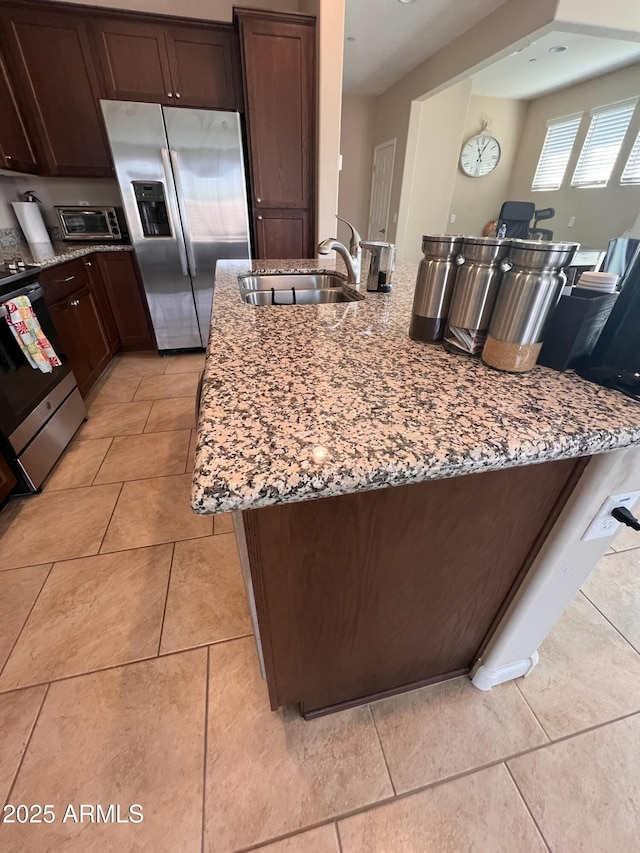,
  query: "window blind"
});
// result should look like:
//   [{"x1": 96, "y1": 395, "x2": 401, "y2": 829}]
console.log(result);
[
  {"x1": 571, "y1": 102, "x2": 637, "y2": 188},
  {"x1": 531, "y1": 116, "x2": 582, "y2": 191},
  {"x1": 621, "y1": 128, "x2": 640, "y2": 185}
]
